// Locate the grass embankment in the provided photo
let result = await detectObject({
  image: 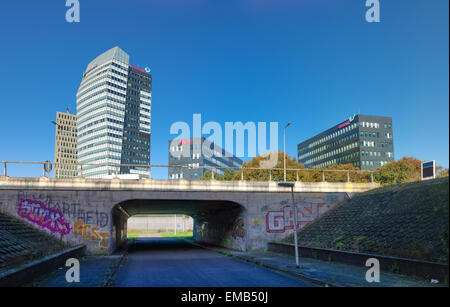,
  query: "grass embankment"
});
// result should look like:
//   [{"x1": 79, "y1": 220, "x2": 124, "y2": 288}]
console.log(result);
[
  {"x1": 0, "y1": 213, "x2": 70, "y2": 272},
  {"x1": 282, "y1": 177, "x2": 449, "y2": 263},
  {"x1": 127, "y1": 230, "x2": 193, "y2": 238}
]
